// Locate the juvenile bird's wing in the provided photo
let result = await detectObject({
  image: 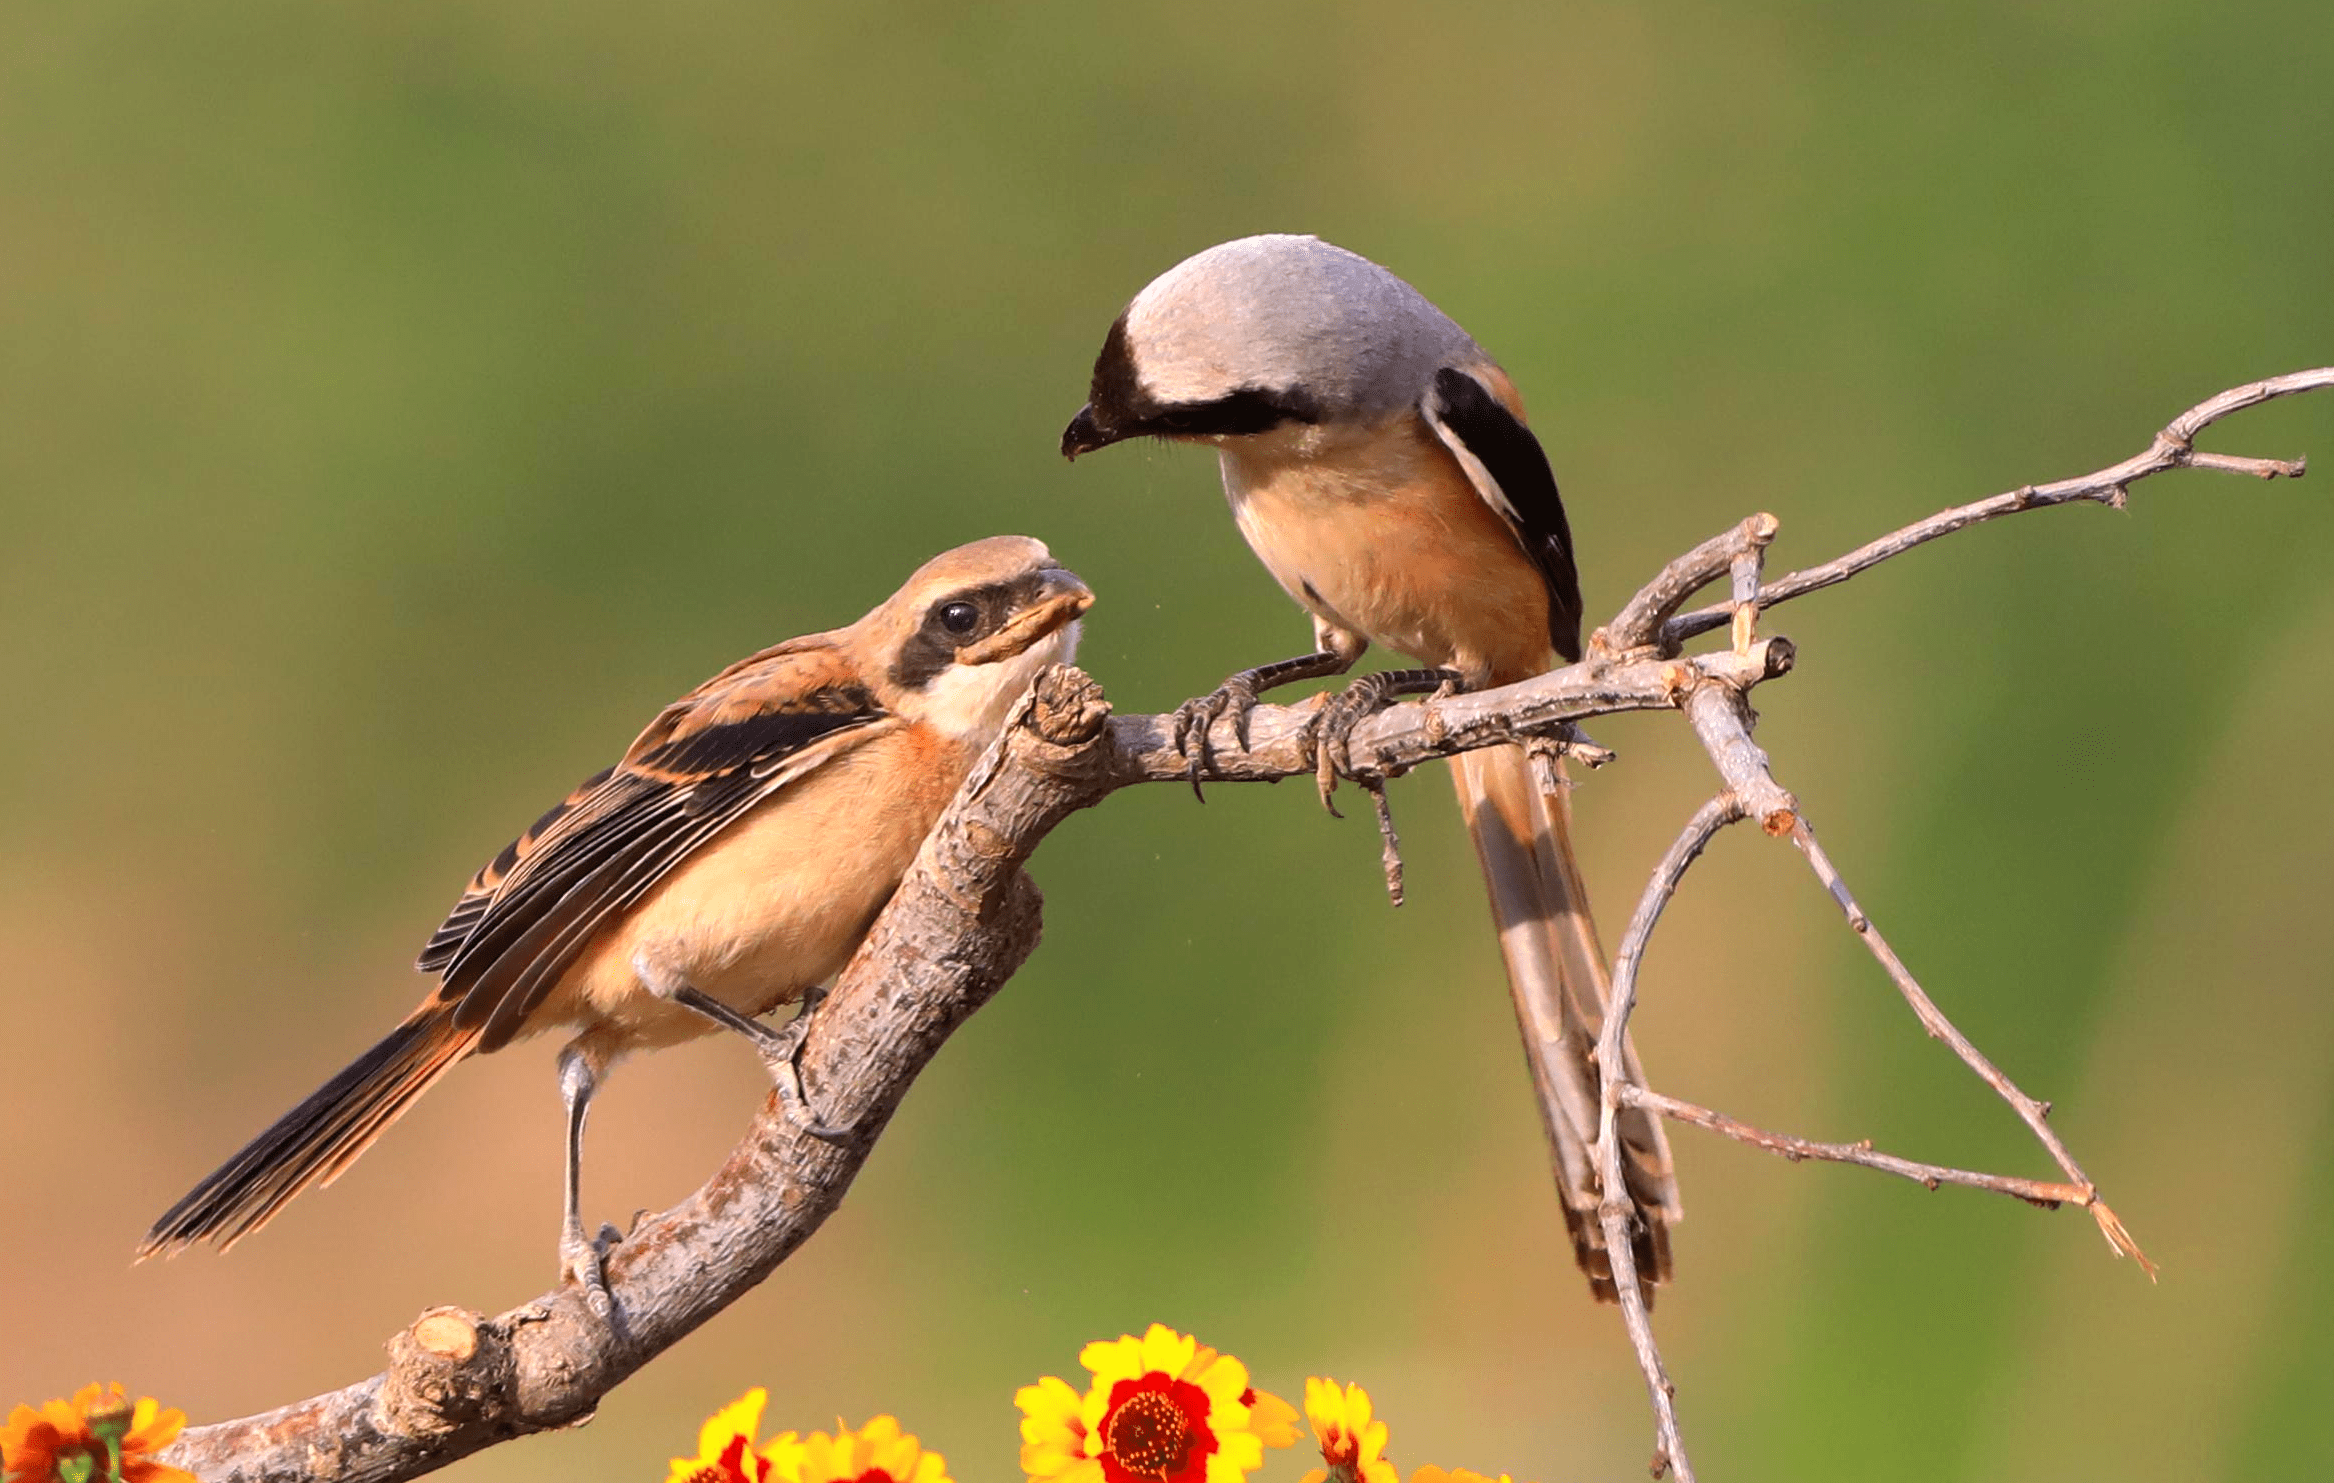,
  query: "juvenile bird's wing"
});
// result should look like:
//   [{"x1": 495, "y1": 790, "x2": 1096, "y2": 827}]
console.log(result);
[
  {"x1": 1423, "y1": 366, "x2": 1584, "y2": 661},
  {"x1": 417, "y1": 637, "x2": 897, "y2": 1050}
]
